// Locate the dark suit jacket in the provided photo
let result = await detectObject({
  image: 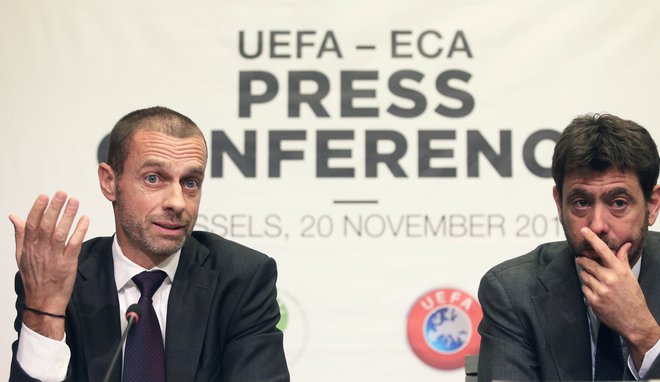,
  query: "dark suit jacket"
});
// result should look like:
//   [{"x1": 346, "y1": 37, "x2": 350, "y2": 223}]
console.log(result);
[
  {"x1": 477, "y1": 230, "x2": 660, "y2": 382},
  {"x1": 10, "y1": 231, "x2": 290, "y2": 382}
]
